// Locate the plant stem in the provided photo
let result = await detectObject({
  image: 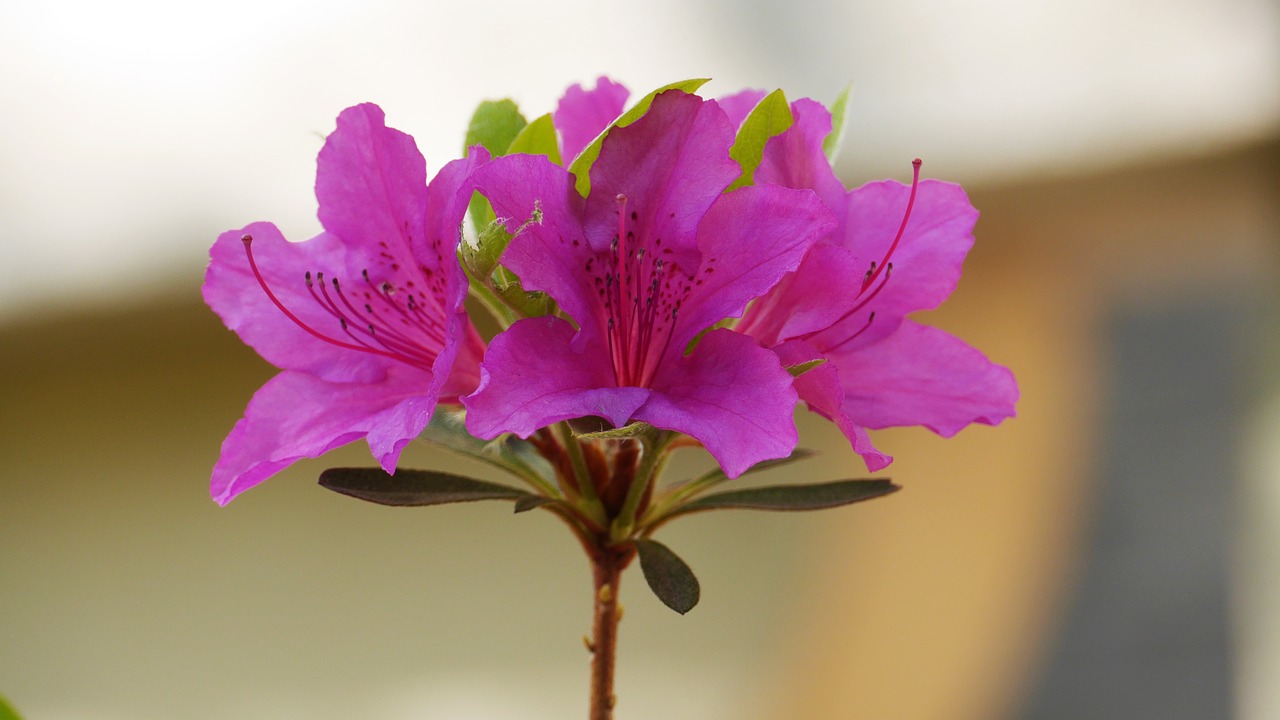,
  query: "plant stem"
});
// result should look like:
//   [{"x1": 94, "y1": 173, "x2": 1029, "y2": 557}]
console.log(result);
[{"x1": 588, "y1": 547, "x2": 628, "y2": 720}]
